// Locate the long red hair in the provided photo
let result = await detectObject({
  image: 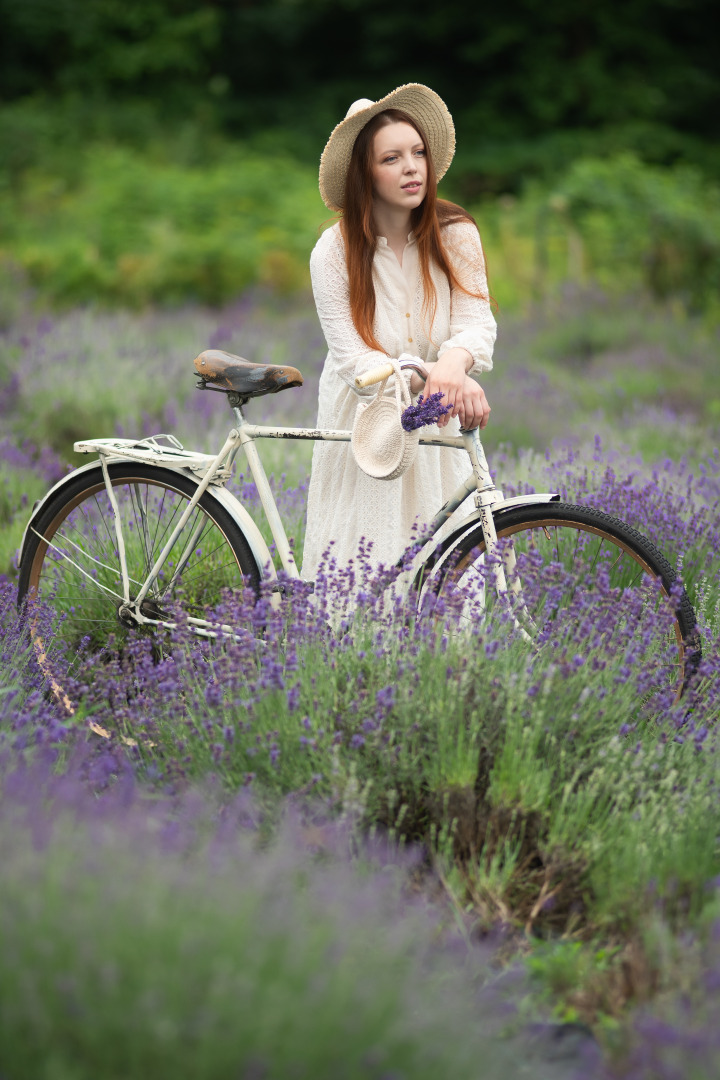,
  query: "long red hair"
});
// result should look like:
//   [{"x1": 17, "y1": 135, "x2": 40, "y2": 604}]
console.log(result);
[{"x1": 339, "y1": 108, "x2": 488, "y2": 353}]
